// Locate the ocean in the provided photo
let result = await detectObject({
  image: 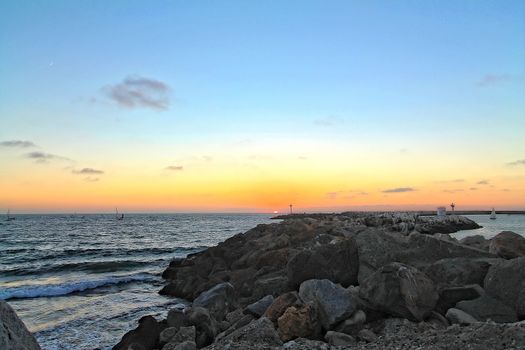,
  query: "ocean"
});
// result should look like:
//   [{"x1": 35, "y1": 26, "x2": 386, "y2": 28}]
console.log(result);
[{"x1": 0, "y1": 214, "x2": 275, "y2": 350}]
